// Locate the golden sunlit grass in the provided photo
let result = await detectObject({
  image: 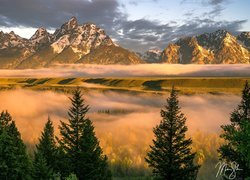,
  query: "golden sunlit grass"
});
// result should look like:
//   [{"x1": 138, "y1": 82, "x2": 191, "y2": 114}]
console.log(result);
[
  {"x1": 97, "y1": 128, "x2": 224, "y2": 179},
  {"x1": 0, "y1": 77, "x2": 249, "y2": 94}
]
